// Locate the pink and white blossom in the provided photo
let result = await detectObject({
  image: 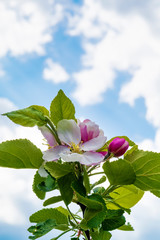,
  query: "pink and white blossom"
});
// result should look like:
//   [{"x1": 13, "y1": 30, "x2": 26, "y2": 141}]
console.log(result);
[{"x1": 41, "y1": 119, "x2": 107, "y2": 167}]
